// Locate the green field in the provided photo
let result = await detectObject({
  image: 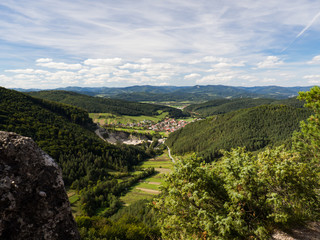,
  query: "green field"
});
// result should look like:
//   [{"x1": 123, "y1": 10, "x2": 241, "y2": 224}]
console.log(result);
[
  {"x1": 140, "y1": 158, "x2": 173, "y2": 169},
  {"x1": 68, "y1": 152, "x2": 173, "y2": 215},
  {"x1": 68, "y1": 190, "x2": 82, "y2": 217},
  {"x1": 140, "y1": 101, "x2": 194, "y2": 109},
  {"x1": 66, "y1": 139, "x2": 174, "y2": 214},
  {"x1": 120, "y1": 151, "x2": 173, "y2": 206},
  {"x1": 89, "y1": 111, "x2": 169, "y2": 125},
  {"x1": 120, "y1": 188, "x2": 155, "y2": 205}
]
